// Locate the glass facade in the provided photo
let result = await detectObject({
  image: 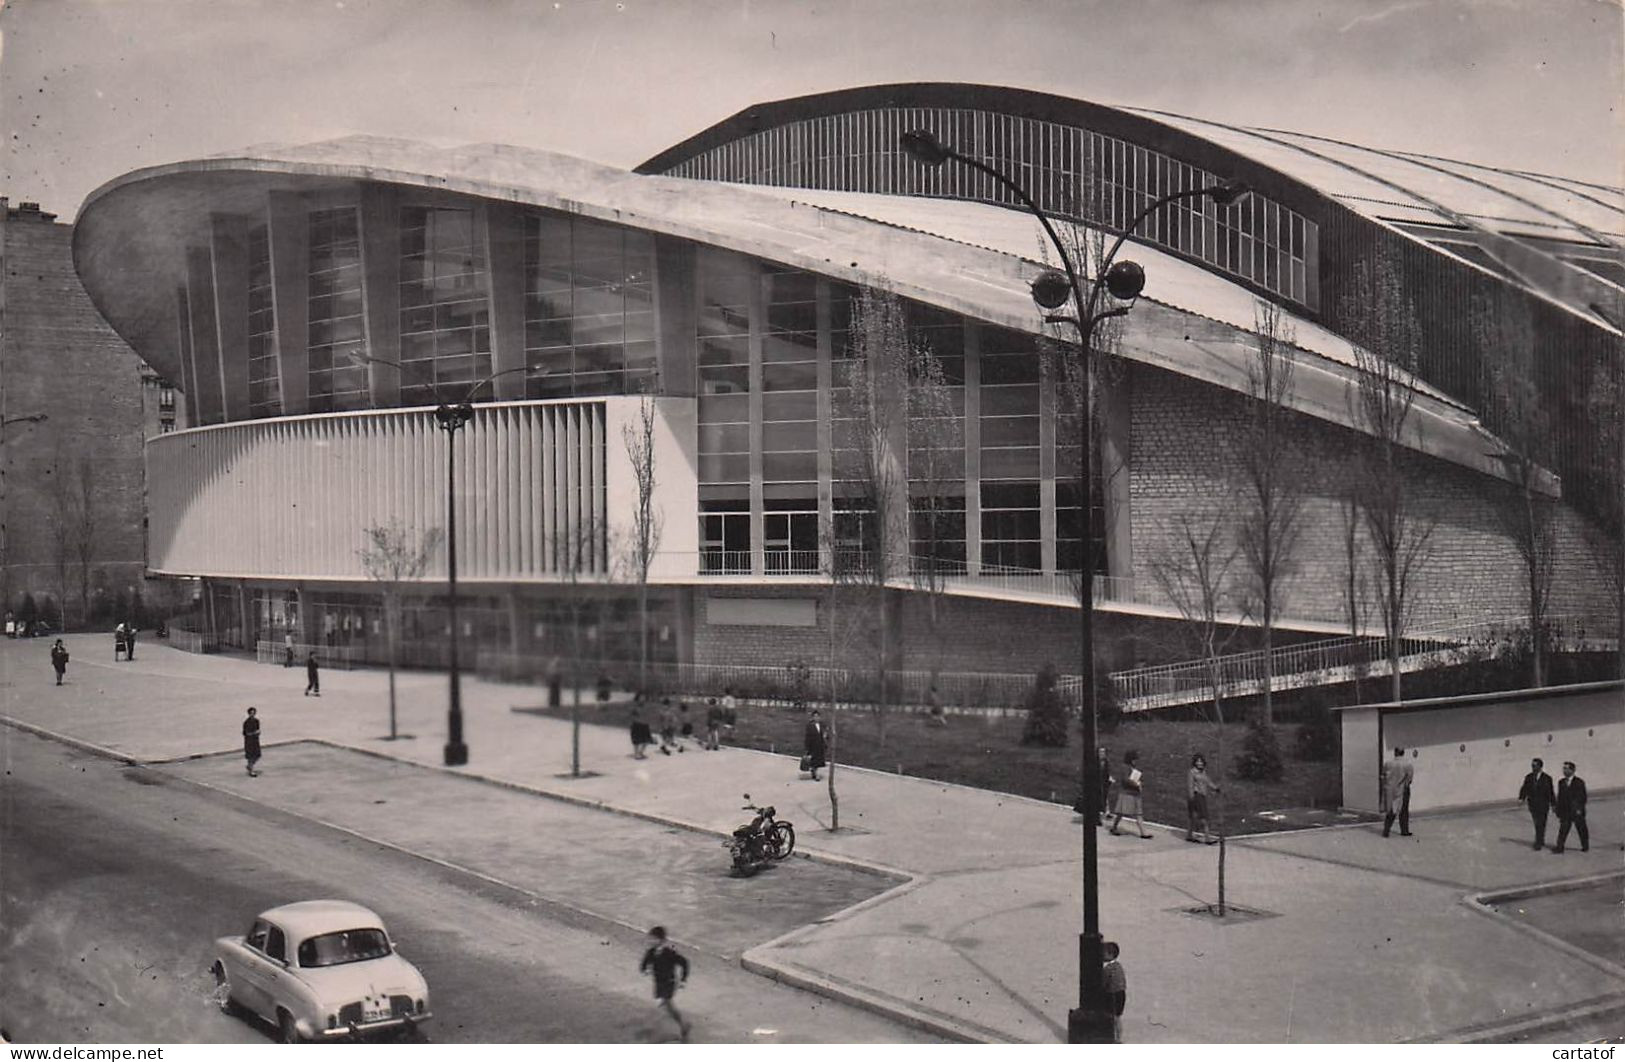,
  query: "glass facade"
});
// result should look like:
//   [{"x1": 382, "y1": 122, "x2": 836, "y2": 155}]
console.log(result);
[
  {"x1": 661, "y1": 106, "x2": 1318, "y2": 309},
  {"x1": 185, "y1": 193, "x2": 1120, "y2": 584},
  {"x1": 400, "y1": 206, "x2": 491, "y2": 407},
  {"x1": 523, "y1": 213, "x2": 656, "y2": 398},
  {"x1": 307, "y1": 207, "x2": 369, "y2": 413},
  {"x1": 246, "y1": 224, "x2": 280, "y2": 418}
]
